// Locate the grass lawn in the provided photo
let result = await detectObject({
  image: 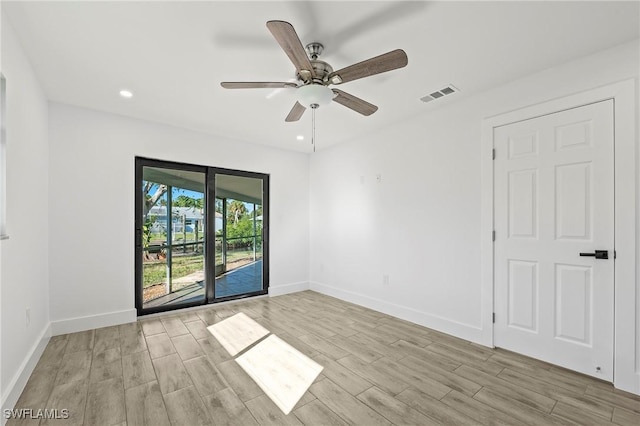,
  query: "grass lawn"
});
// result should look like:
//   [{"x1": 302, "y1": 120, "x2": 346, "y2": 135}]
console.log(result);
[
  {"x1": 143, "y1": 254, "x2": 203, "y2": 288},
  {"x1": 148, "y1": 232, "x2": 200, "y2": 245},
  {"x1": 143, "y1": 248, "x2": 261, "y2": 288}
]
